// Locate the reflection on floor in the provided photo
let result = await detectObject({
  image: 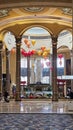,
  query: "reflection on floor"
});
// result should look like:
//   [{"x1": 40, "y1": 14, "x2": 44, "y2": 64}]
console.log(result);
[{"x1": 0, "y1": 99, "x2": 73, "y2": 113}]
